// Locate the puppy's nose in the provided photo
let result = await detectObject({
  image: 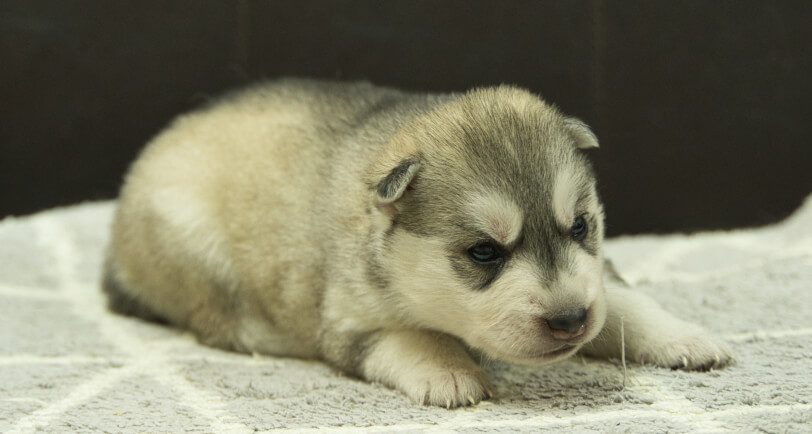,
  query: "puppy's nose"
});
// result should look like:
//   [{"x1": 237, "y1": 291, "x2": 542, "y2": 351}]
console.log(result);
[{"x1": 545, "y1": 308, "x2": 587, "y2": 339}]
